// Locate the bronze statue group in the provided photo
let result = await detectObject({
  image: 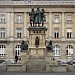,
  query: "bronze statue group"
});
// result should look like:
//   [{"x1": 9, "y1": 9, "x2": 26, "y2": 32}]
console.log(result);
[
  {"x1": 15, "y1": 8, "x2": 53, "y2": 63},
  {"x1": 29, "y1": 7, "x2": 46, "y2": 27}
]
